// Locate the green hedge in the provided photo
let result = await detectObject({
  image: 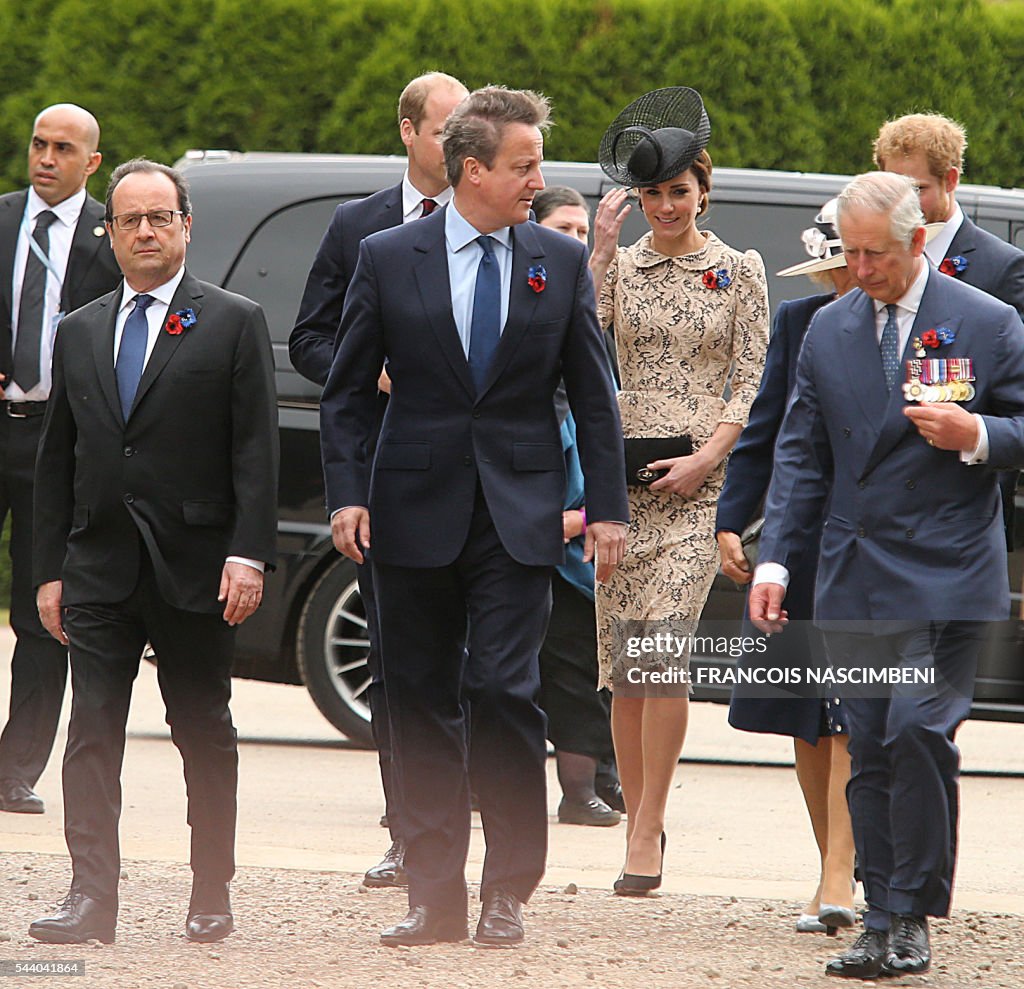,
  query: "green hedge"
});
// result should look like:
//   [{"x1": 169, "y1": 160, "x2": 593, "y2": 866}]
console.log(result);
[{"x1": 1, "y1": 0, "x2": 1022, "y2": 200}]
